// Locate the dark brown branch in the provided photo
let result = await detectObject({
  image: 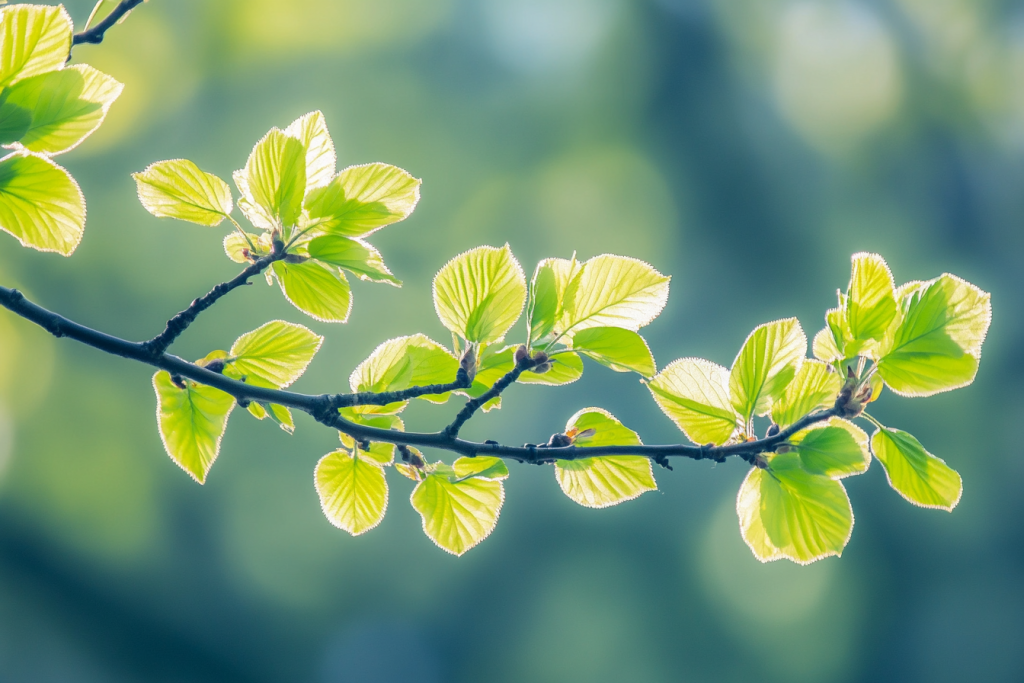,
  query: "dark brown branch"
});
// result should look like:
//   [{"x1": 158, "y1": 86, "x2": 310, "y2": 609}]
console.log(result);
[
  {"x1": 73, "y1": 0, "x2": 145, "y2": 46},
  {"x1": 328, "y1": 371, "x2": 474, "y2": 410},
  {"x1": 443, "y1": 358, "x2": 538, "y2": 438}
]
